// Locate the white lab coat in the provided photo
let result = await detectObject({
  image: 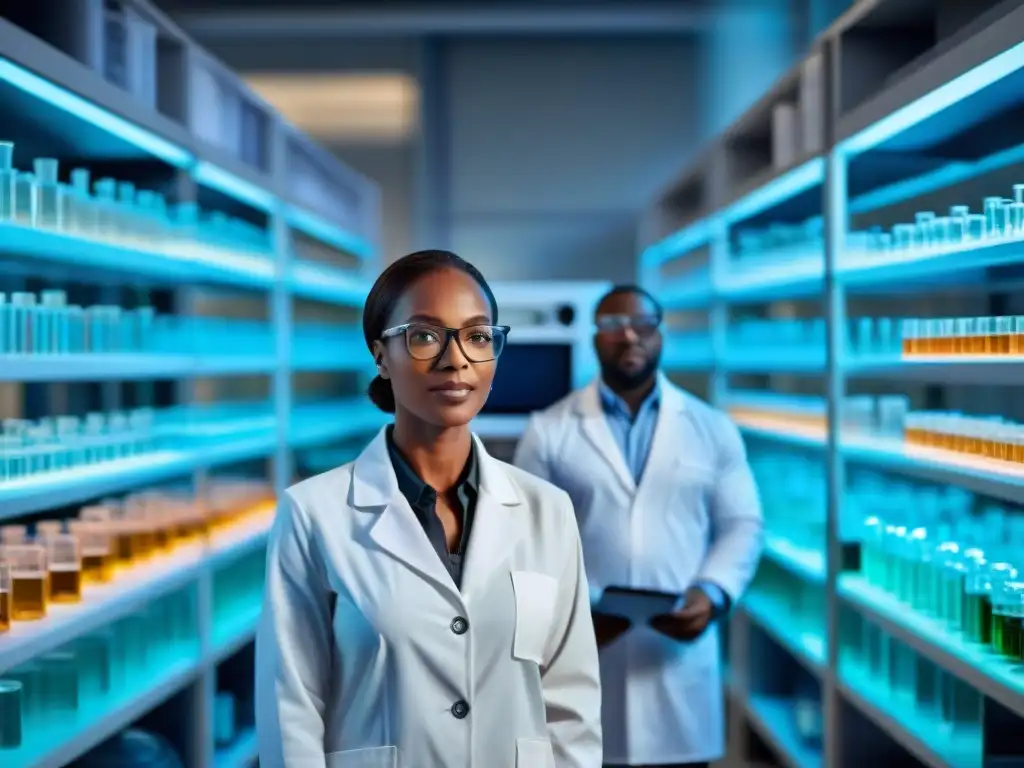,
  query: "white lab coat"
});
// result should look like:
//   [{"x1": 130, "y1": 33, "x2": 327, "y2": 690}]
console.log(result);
[
  {"x1": 255, "y1": 427, "x2": 602, "y2": 768},
  {"x1": 513, "y1": 375, "x2": 762, "y2": 765}
]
